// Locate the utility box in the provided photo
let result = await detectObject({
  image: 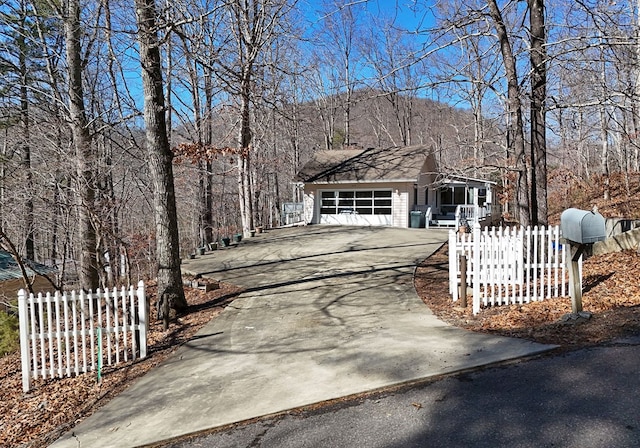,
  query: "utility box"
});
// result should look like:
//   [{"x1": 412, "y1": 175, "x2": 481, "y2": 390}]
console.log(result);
[{"x1": 560, "y1": 208, "x2": 606, "y2": 244}]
